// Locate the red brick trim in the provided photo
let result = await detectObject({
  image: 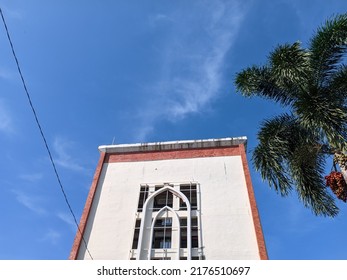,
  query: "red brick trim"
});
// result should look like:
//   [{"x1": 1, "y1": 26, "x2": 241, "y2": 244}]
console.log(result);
[
  {"x1": 69, "y1": 152, "x2": 106, "y2": 260},
  {"x1": 105, "y1": 146, "x2": 240, "y2": 163},
  {"x1": 239, "y1": 144, "x2": 268, "y2": 260}
]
